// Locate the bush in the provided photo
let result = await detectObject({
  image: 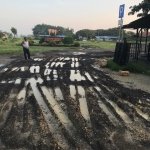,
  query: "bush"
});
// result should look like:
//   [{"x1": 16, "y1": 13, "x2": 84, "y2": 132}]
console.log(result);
[
  {"x1": 74, "y1": 42, "x2": 80, "y2": 47},
  {"x1": 10, "y1": 38, "x2": 20, "y2": 42},
  {"x1": 39, "y1": 37, "x2": 45, "y2": 44},
  {"x1": 42, "y1": 42, "x2": 47, "y2": 45},
  {"x1": 58, "y1": 42, "x2": 63, "y2": 45},
  {"x1": 29, "y1": 40, "x2": 34, "y2": 45},
  {"x1": 27, "y1": 37, "x2": 32, "y2": 40},
  {"x1": 63, "y1": 36, "x2": 74, "y2": 44},
  {"x1": 49, "y1": 41, "x2": 56, "y2": 46}
]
